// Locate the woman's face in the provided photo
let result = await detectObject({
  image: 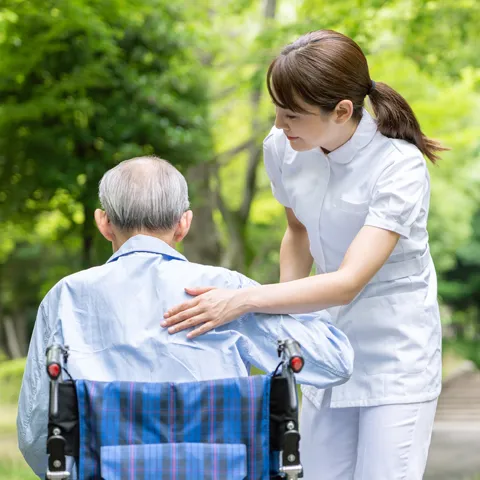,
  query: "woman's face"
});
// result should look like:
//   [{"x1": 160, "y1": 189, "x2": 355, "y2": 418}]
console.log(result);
[{"x1": 274, "y1": 97, "x2": 353, "y2": 152}]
